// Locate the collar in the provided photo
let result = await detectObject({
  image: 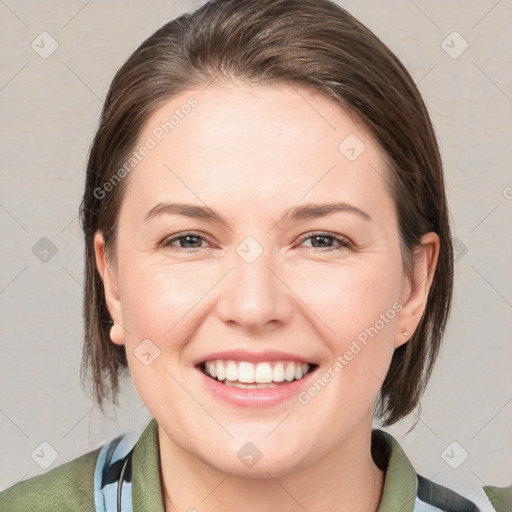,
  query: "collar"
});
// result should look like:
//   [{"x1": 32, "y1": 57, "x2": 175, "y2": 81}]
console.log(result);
[
  {"x1": 372, "y1": 428, "x2": 418, "y2": 511},
  {"x1": 131, "y1": 419, "x2": 420, "y2": 512},
  {"x1": 132, "y1": 418, "x2": 165, "y2": 511}
]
